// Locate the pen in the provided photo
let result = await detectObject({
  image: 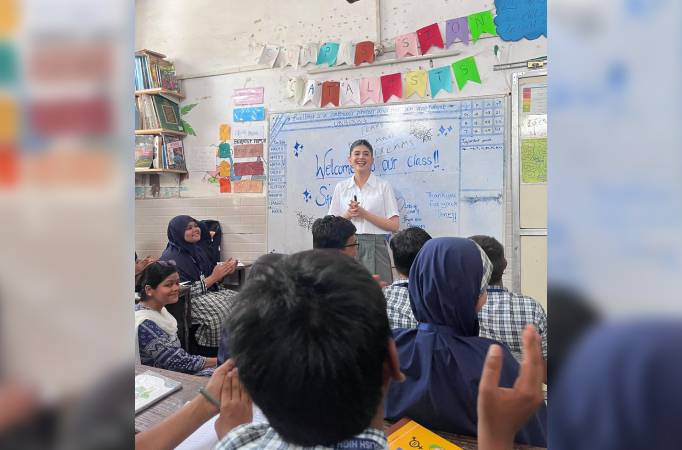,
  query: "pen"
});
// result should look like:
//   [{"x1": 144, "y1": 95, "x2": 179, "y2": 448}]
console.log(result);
[
  {"x1": 198, "y1": 387, "x2": 221, "y2": 409},
  {"x1": 354, "y1": 195, "x2": 357, "y2": 202}
]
